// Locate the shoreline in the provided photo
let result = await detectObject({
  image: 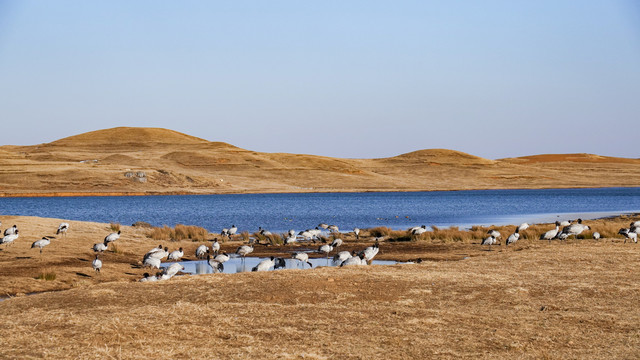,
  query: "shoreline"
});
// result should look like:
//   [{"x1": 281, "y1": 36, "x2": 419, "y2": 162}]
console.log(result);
[{"x1": 1, "y1": 184, "x2": 639, "y2": 198}]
